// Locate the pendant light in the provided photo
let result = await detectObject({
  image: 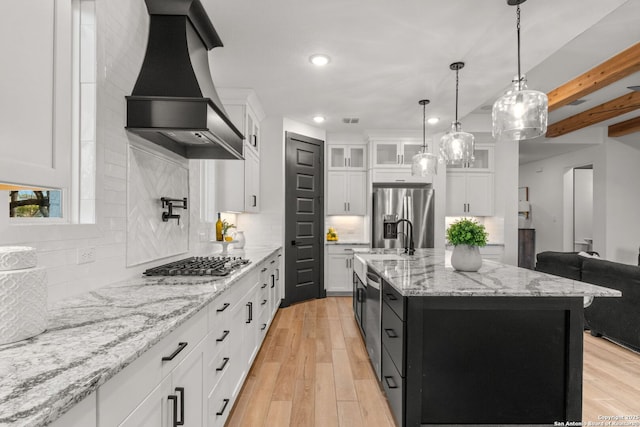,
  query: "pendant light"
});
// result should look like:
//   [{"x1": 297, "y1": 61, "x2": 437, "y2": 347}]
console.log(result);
[
  {"x1": 440, "y1": 62, "x2": 475, "y2": 165},
  {"x1": 492, "y1": 0, "x2": 548, "y2": 141},
  {"x1": 411, "y1": 99, "x2": 438, "y2": 176}
]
